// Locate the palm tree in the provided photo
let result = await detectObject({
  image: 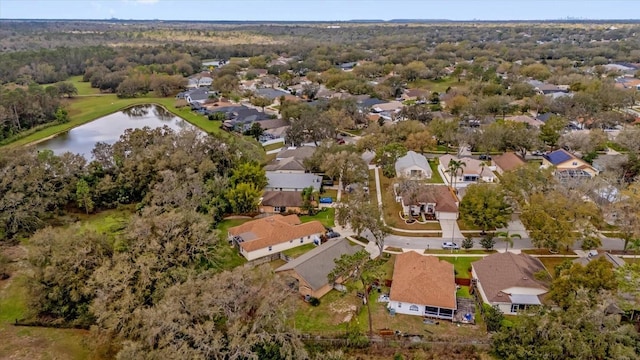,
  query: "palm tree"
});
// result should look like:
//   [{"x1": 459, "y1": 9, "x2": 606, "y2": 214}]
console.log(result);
[
  {"x1": 447, "y1": 159, "x2": 466, "y2": 190},
  {"x1": 495, "y1": 231, "x2": 522, "y2": 251}
]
